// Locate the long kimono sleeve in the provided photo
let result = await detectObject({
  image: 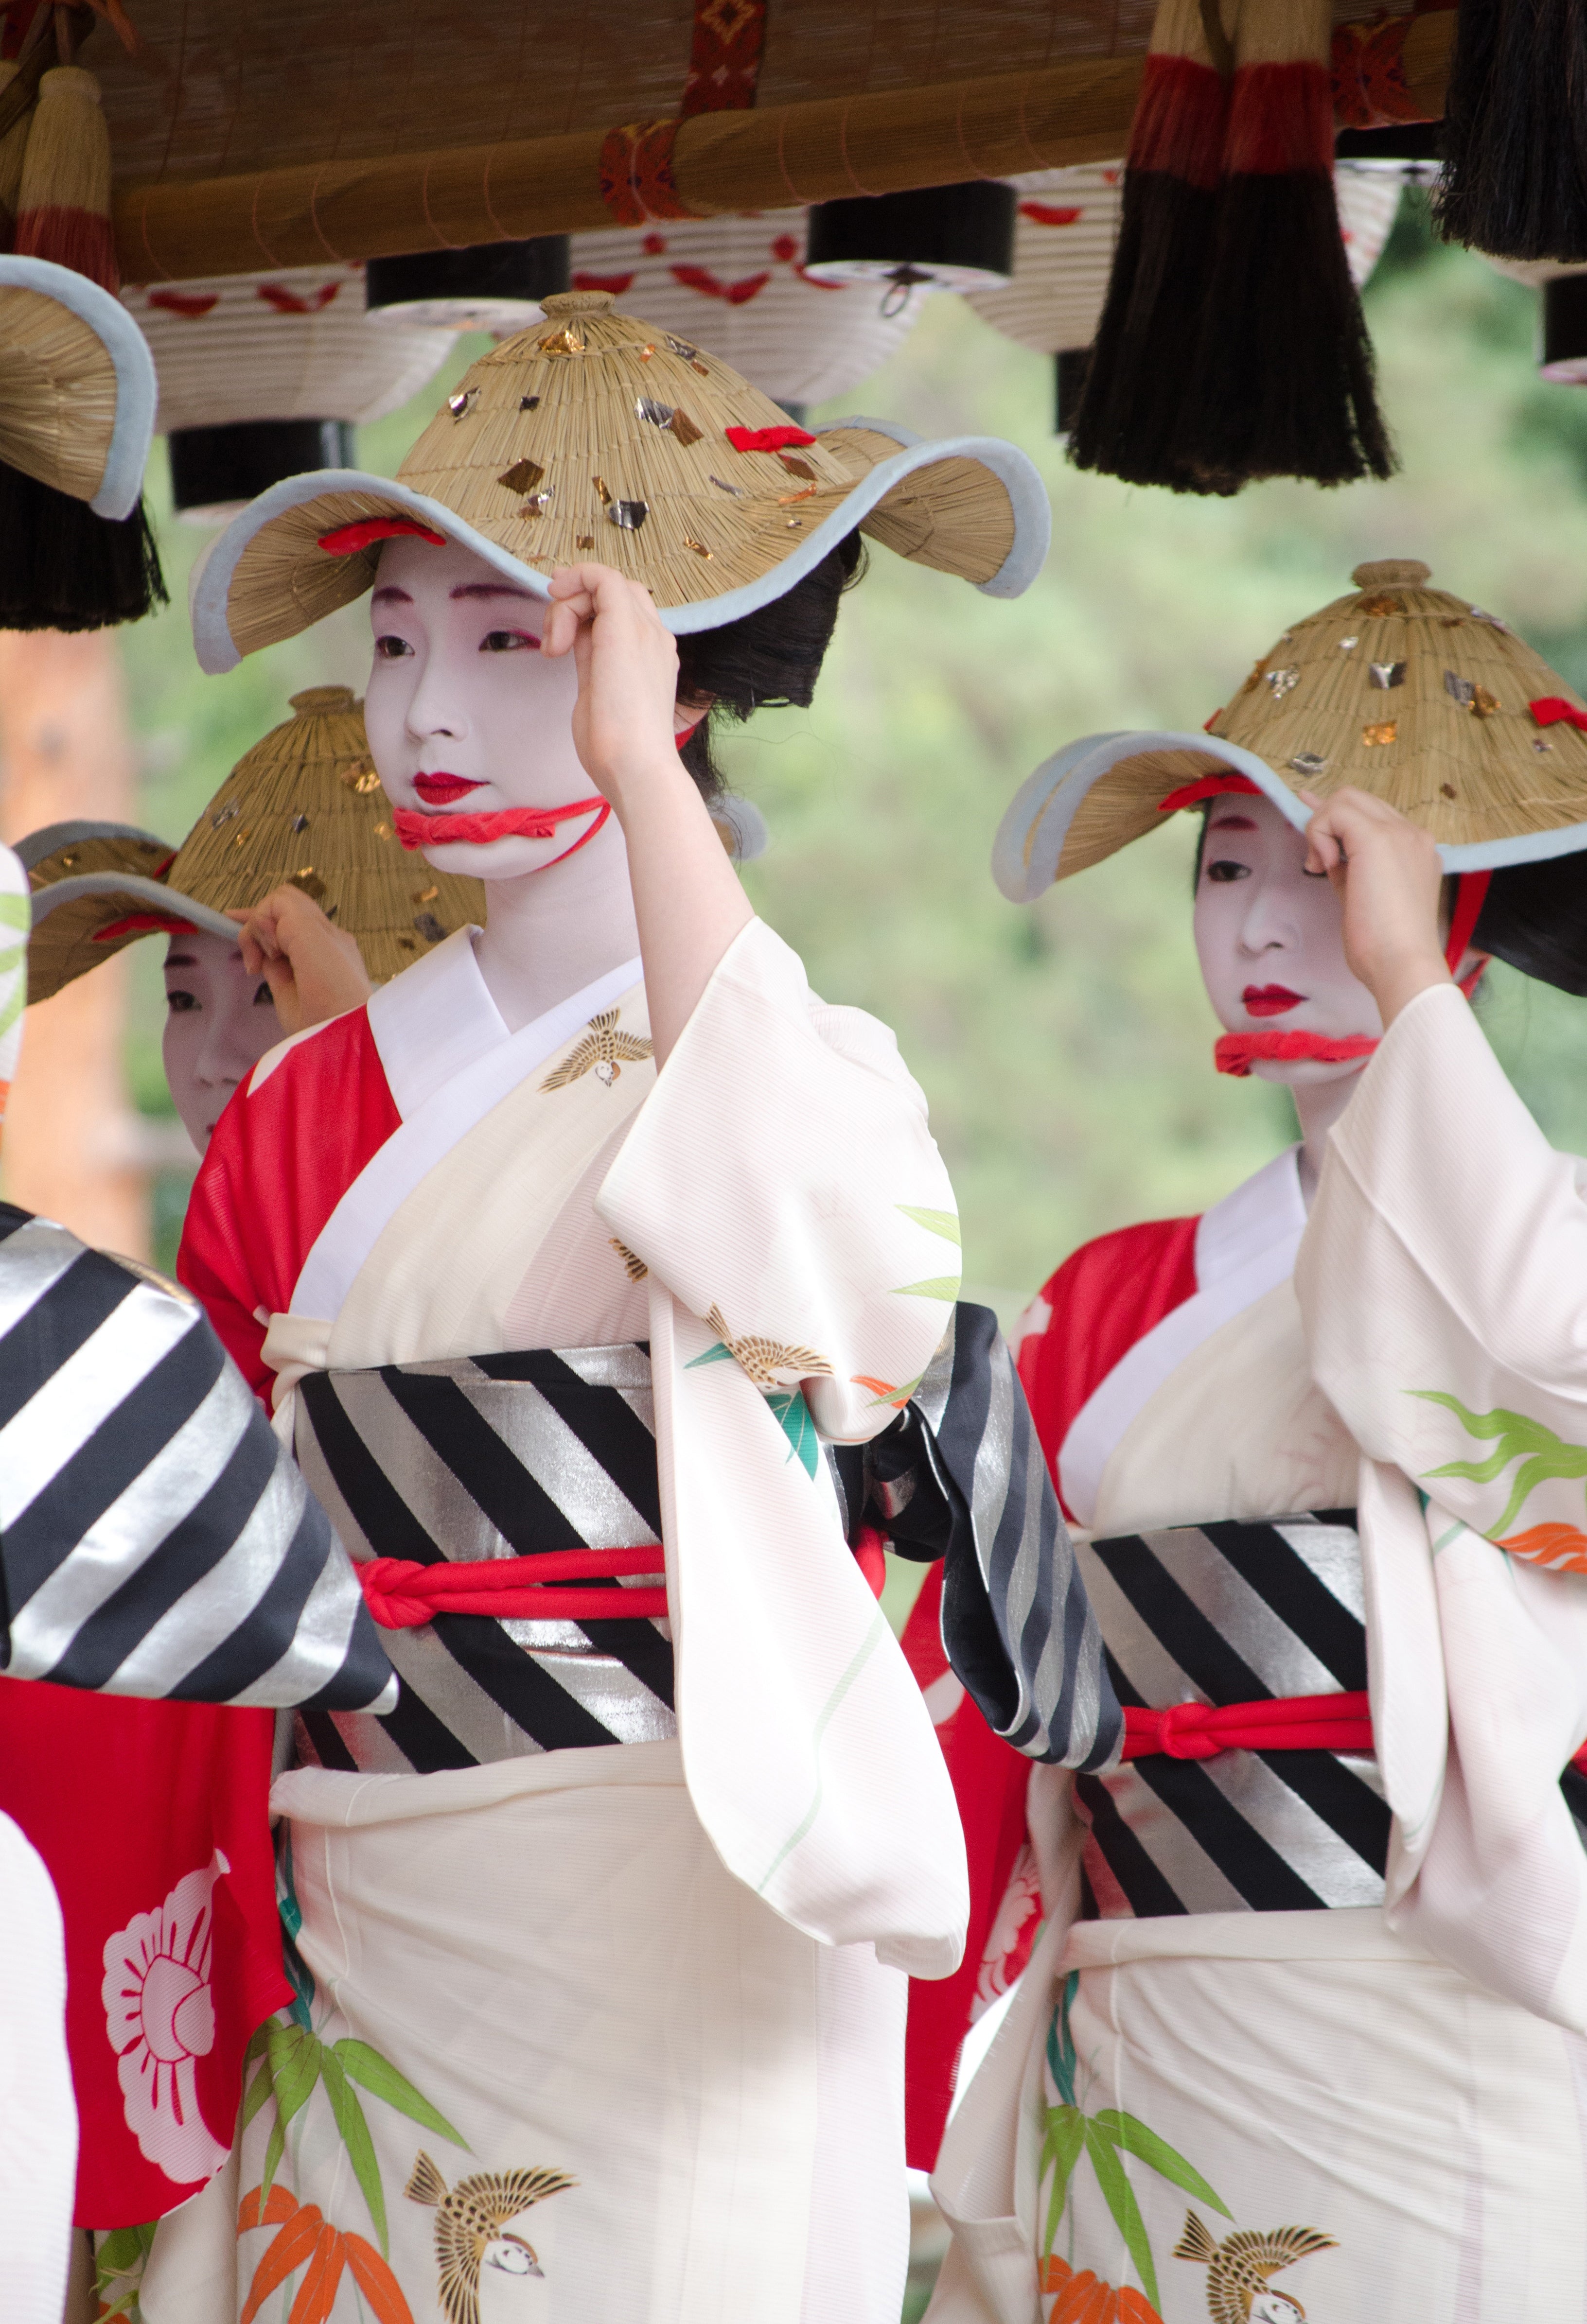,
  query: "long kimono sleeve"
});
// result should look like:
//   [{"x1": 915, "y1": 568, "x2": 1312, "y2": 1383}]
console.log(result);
[
  {"x1": 597, "y1": 919, "x2": 973, "y2": 1973},
  {"x1": 0, "y1": 1210, "x2": 394, "y2": 1713},
  {"x1": 1296, "y1": 982, "x2": 1587, "y2": 2029}
]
